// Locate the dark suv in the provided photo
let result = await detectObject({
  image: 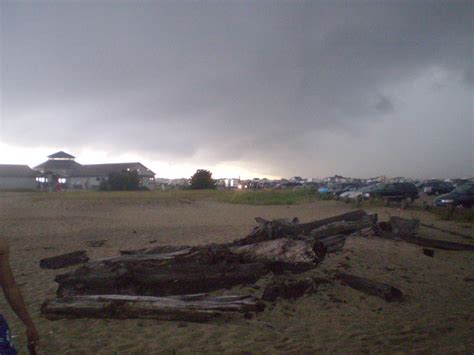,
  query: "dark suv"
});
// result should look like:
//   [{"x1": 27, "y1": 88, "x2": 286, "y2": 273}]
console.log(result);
[
  {"x1": 434, "y1": 182, "x2": 474, "y2": 208},
  {"x1": 365, "y1": 182, "x2": 419, "y2": 201},
  {"x1": 422, "y1": 181, "x2": 454, "y2": 195}
]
